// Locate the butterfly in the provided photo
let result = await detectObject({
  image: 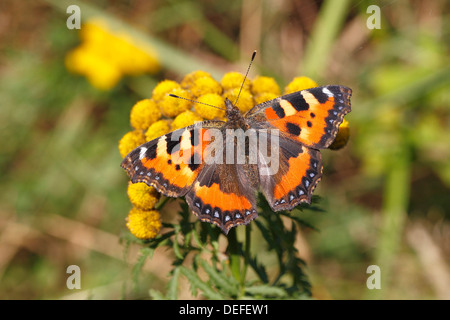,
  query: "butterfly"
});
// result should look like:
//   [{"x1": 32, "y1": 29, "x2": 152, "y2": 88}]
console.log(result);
[{"x1": 121, "y1": 81, "x2": 351, "y2": 234}]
